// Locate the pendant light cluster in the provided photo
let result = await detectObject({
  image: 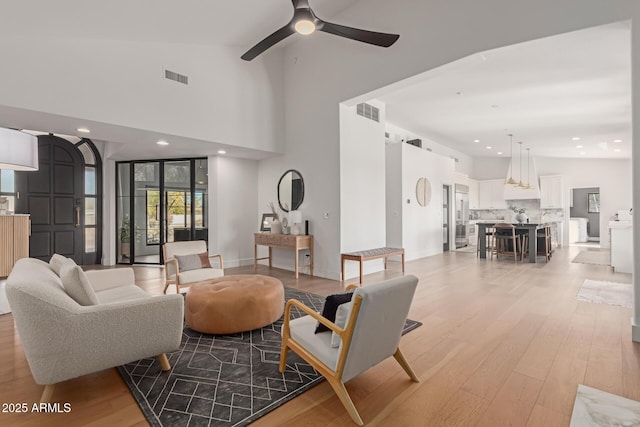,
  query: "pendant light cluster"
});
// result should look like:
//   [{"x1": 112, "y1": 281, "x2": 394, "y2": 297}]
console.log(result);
[{"x1": 505, "y1": 134, "x2": 533, "y2": 190}]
